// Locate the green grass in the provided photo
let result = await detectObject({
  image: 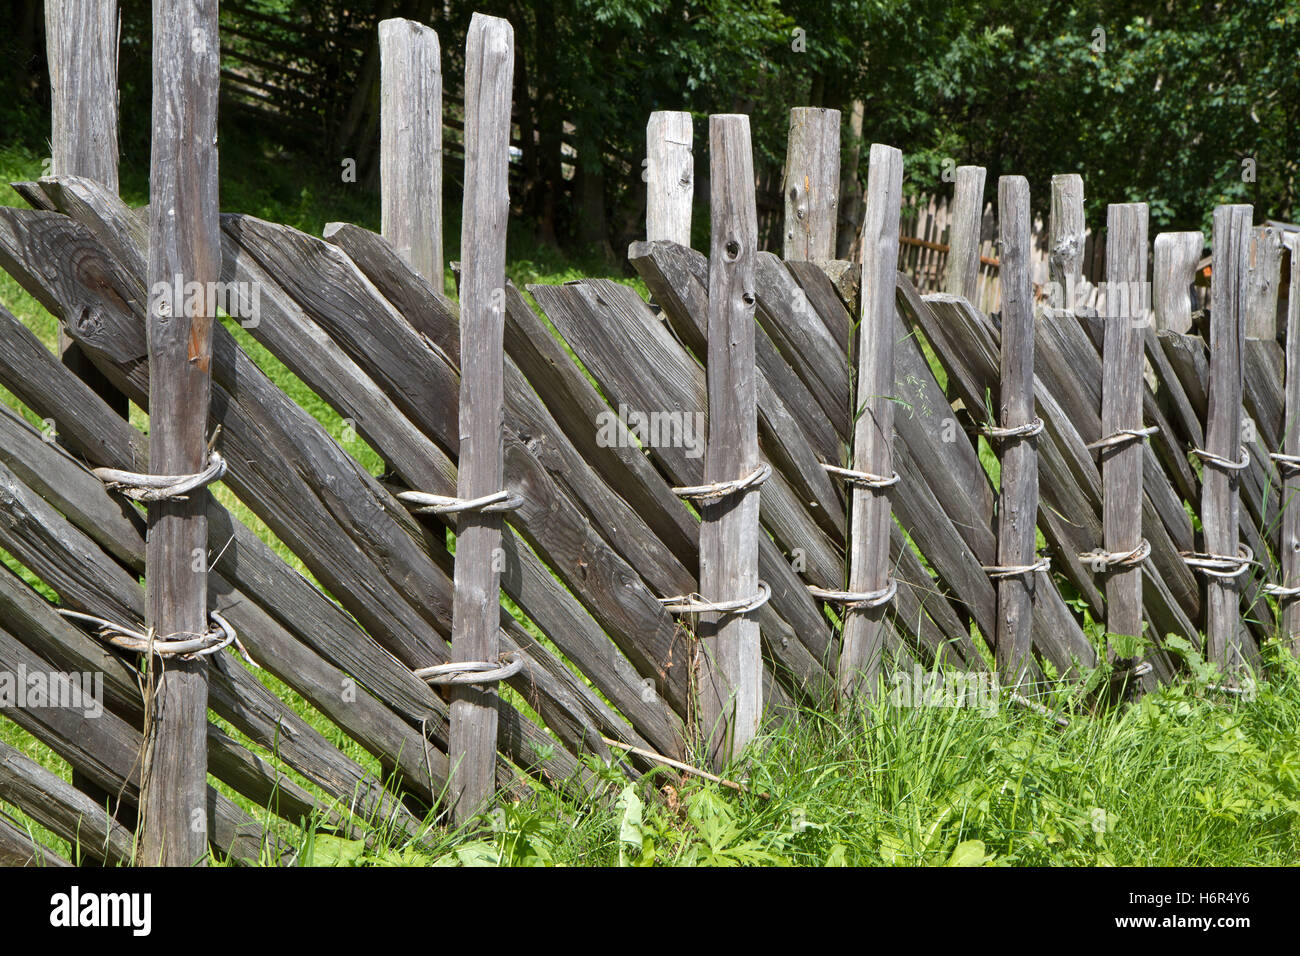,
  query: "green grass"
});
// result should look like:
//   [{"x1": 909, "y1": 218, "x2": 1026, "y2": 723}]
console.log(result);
[{"x1": 1, "y1": 140, "x2": 1298, "y2": 866}]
